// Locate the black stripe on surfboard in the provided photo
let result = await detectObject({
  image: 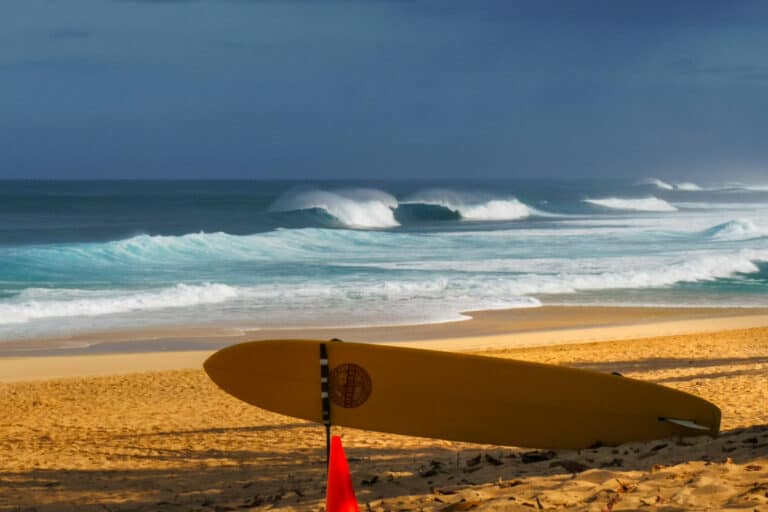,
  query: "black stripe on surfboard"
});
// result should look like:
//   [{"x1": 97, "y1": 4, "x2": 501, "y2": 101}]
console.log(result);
[
  {"x1": 320, "y1": 343, "x2": 332, "y2": 466},
  {"x1": 320, "y1": 343, "x2": 330, "y2": 426}
]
